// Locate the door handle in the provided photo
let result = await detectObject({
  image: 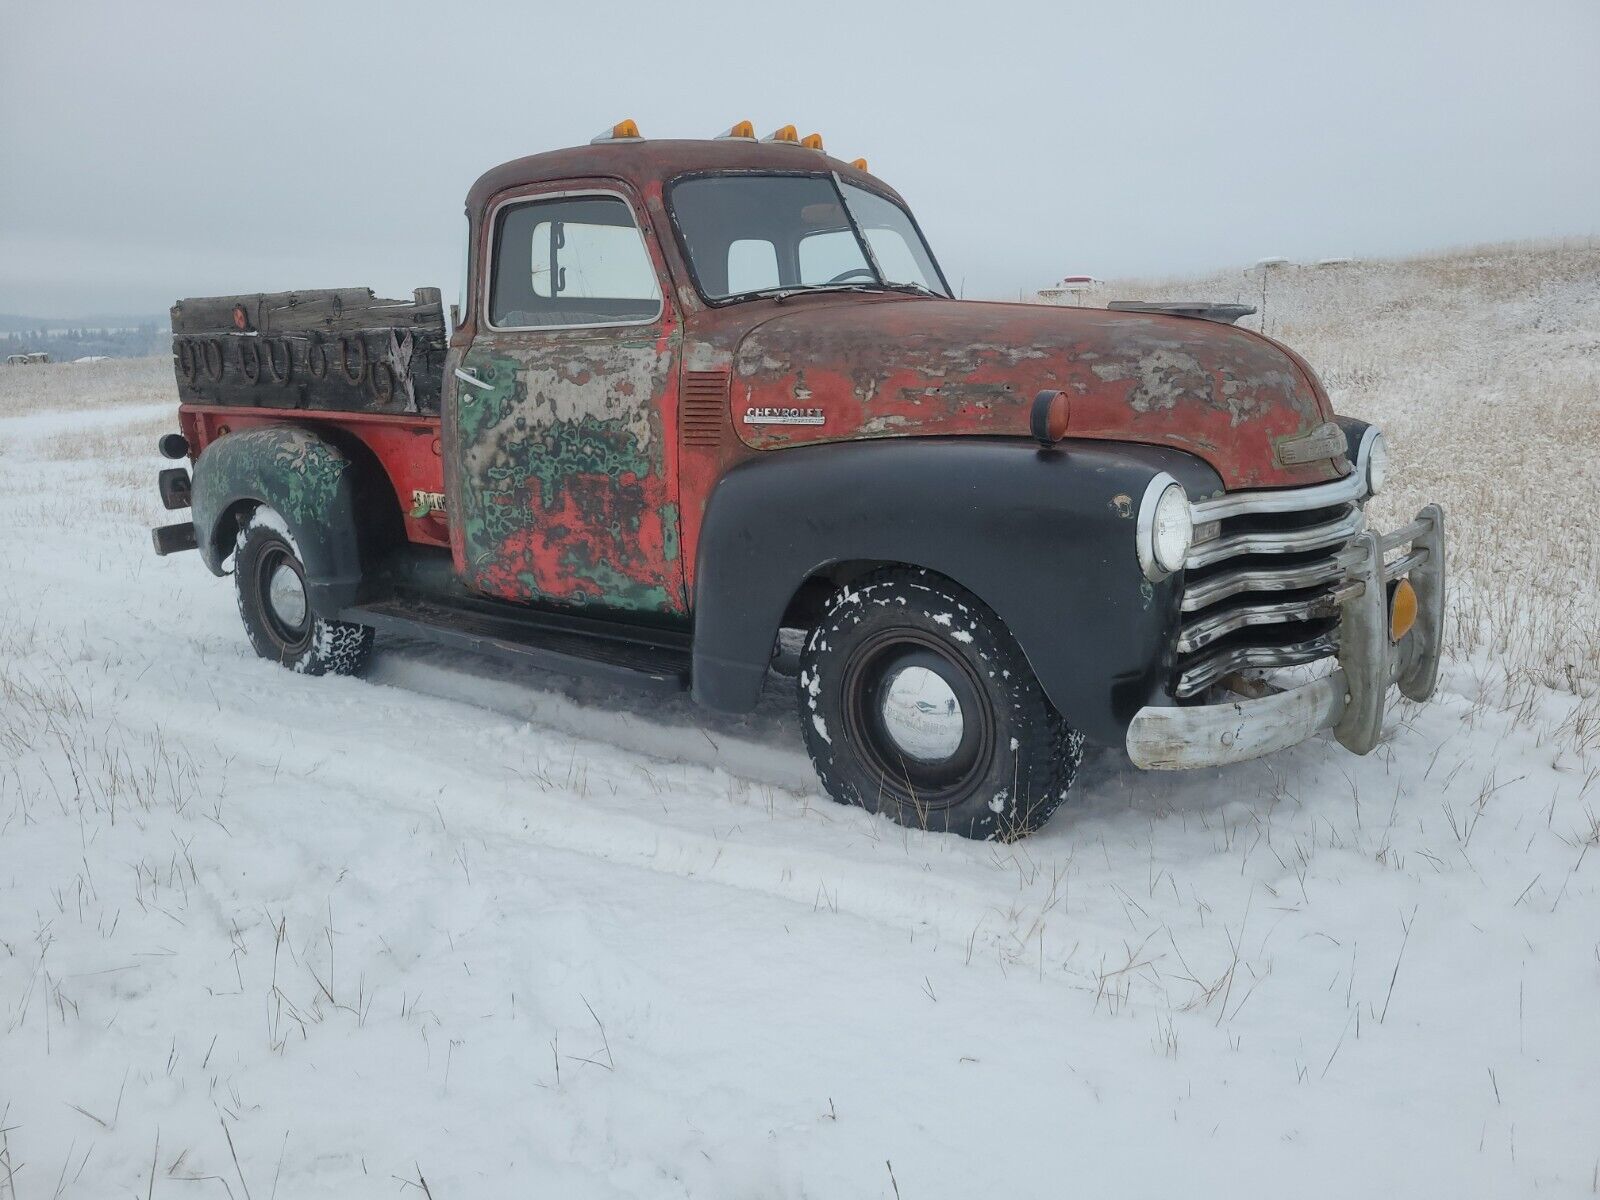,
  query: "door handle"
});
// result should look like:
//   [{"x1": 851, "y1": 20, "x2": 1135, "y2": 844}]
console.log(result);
[{"x1": 453, "y1": 366, "x2": 494, "y2": 391}]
